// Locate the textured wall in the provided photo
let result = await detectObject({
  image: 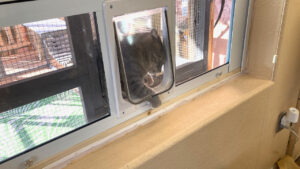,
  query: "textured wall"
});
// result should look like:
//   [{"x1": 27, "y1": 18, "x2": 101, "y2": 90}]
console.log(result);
[
  {"x1": 247, "y1": 0, "x2": 286, "y2": 80},
  {"x1": 281, "y1": 0, "x2": 300, "y2": 159},
  {"x1": 250, "y1": 0, "x2": 300, "y2": 168}
]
